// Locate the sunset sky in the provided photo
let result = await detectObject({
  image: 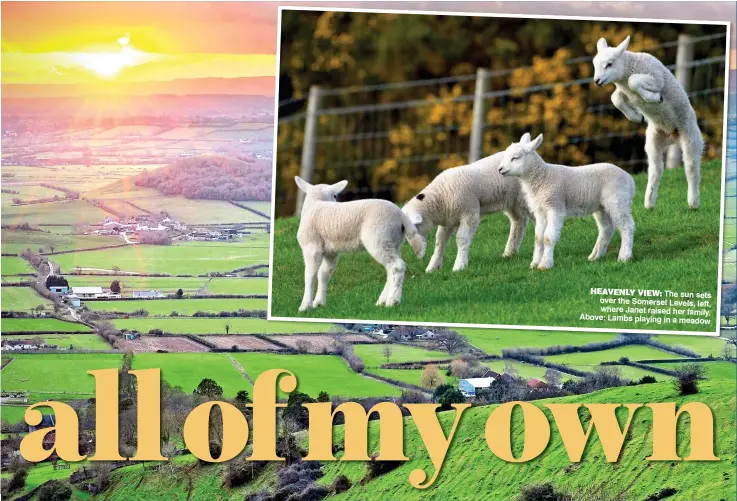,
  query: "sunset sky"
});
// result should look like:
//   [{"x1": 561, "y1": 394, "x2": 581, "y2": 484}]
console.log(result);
[{"x1": 1, "y1": 2, "x2": 279, "y2": 96}]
